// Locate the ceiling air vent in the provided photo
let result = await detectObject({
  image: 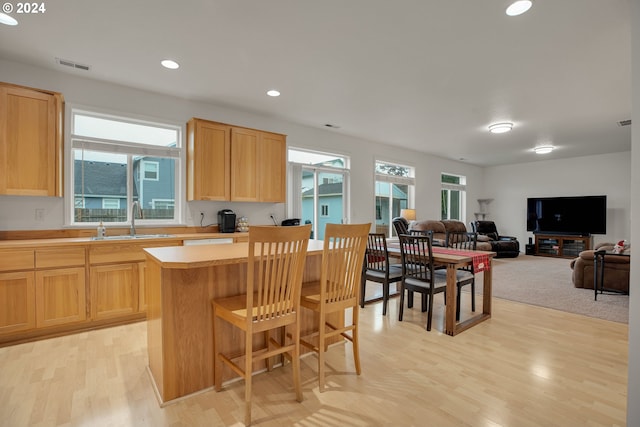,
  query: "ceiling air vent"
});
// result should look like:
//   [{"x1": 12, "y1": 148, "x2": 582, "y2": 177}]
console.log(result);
[
  {"x1": 617, "y1": 119, "x2": 631, "y2": 127},
  {"x1": 55, "y1": 57, "x2": 91, "y2": 71}
]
